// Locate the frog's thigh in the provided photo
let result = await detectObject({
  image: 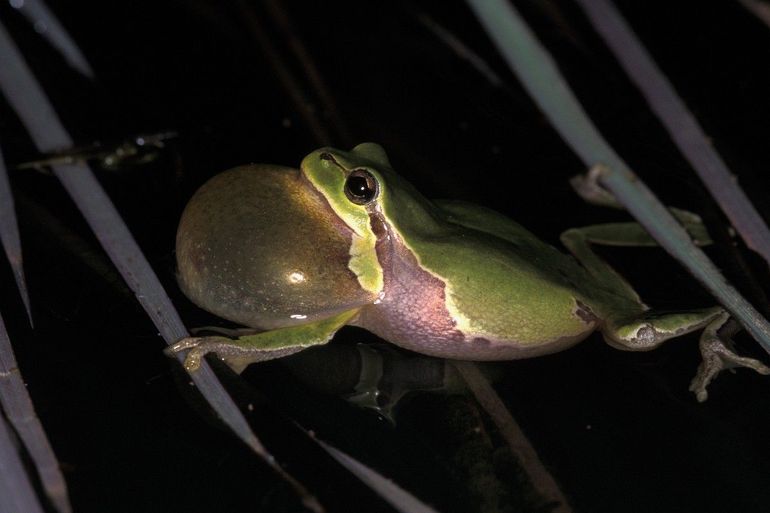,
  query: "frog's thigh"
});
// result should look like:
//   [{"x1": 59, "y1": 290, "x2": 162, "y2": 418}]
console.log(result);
[
  {"x1": 167, "y1": 308, "x2": 360, "y2": 373},
  {"x1": 560, "y1": 224, "x2": 647, "y2": 302}
]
